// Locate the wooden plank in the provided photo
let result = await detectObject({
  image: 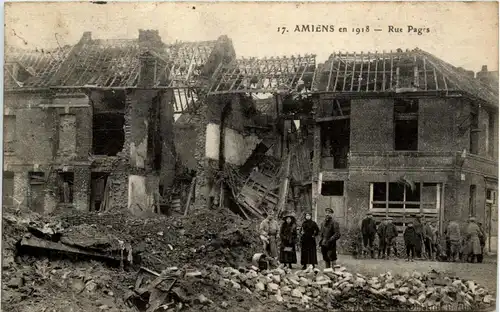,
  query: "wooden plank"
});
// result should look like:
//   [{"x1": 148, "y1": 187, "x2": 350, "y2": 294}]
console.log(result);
[
  {"x1": 342, "y1": 53, "x2": 349, "y2": 91},
  {"x1": 373, "y1": 51, "x2": 378, "y2": 92},
  {"x1": 365, "y1": 52, "x2": 371, "y2": 92},
  {"x1": 389, "y1": 51, "x2": 393, "y2": 90},
  {"x1": 433, "y1": 68, "x2": 439, "y2": 90},
  {"x1": 316, "y1": 115, "x2": 350, "y2": 123},
  {"x1": 326, "y1": 53, "x2": 336, "y2": 92},
  {"x1": 423, "y1": 57, "x2": 428, "y2": 91},
  {"x1": 335, "y1": 100, "x2": 344, "y2": 116},
  {"x1": 382, "y1": 51, "x2": 386, "y2": 91},
  {"x1": 333, "y1": 53, "x2": 341, "y2": 92},
  {"x1": 357, "y1": 52, "x2": 363, "y2": 92},
  {"x1": 350, "y1": 52, "x2": 356, "y2": 92},
  {"x1": 184, "y1": 177, "x2": 197, "y2": 216},
  {"x1": 396, "y1": 67, "x2": 400, "y2": 88},
  {"x1": 442, "y1": 75, "x2": 448, "y2": 92}
]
